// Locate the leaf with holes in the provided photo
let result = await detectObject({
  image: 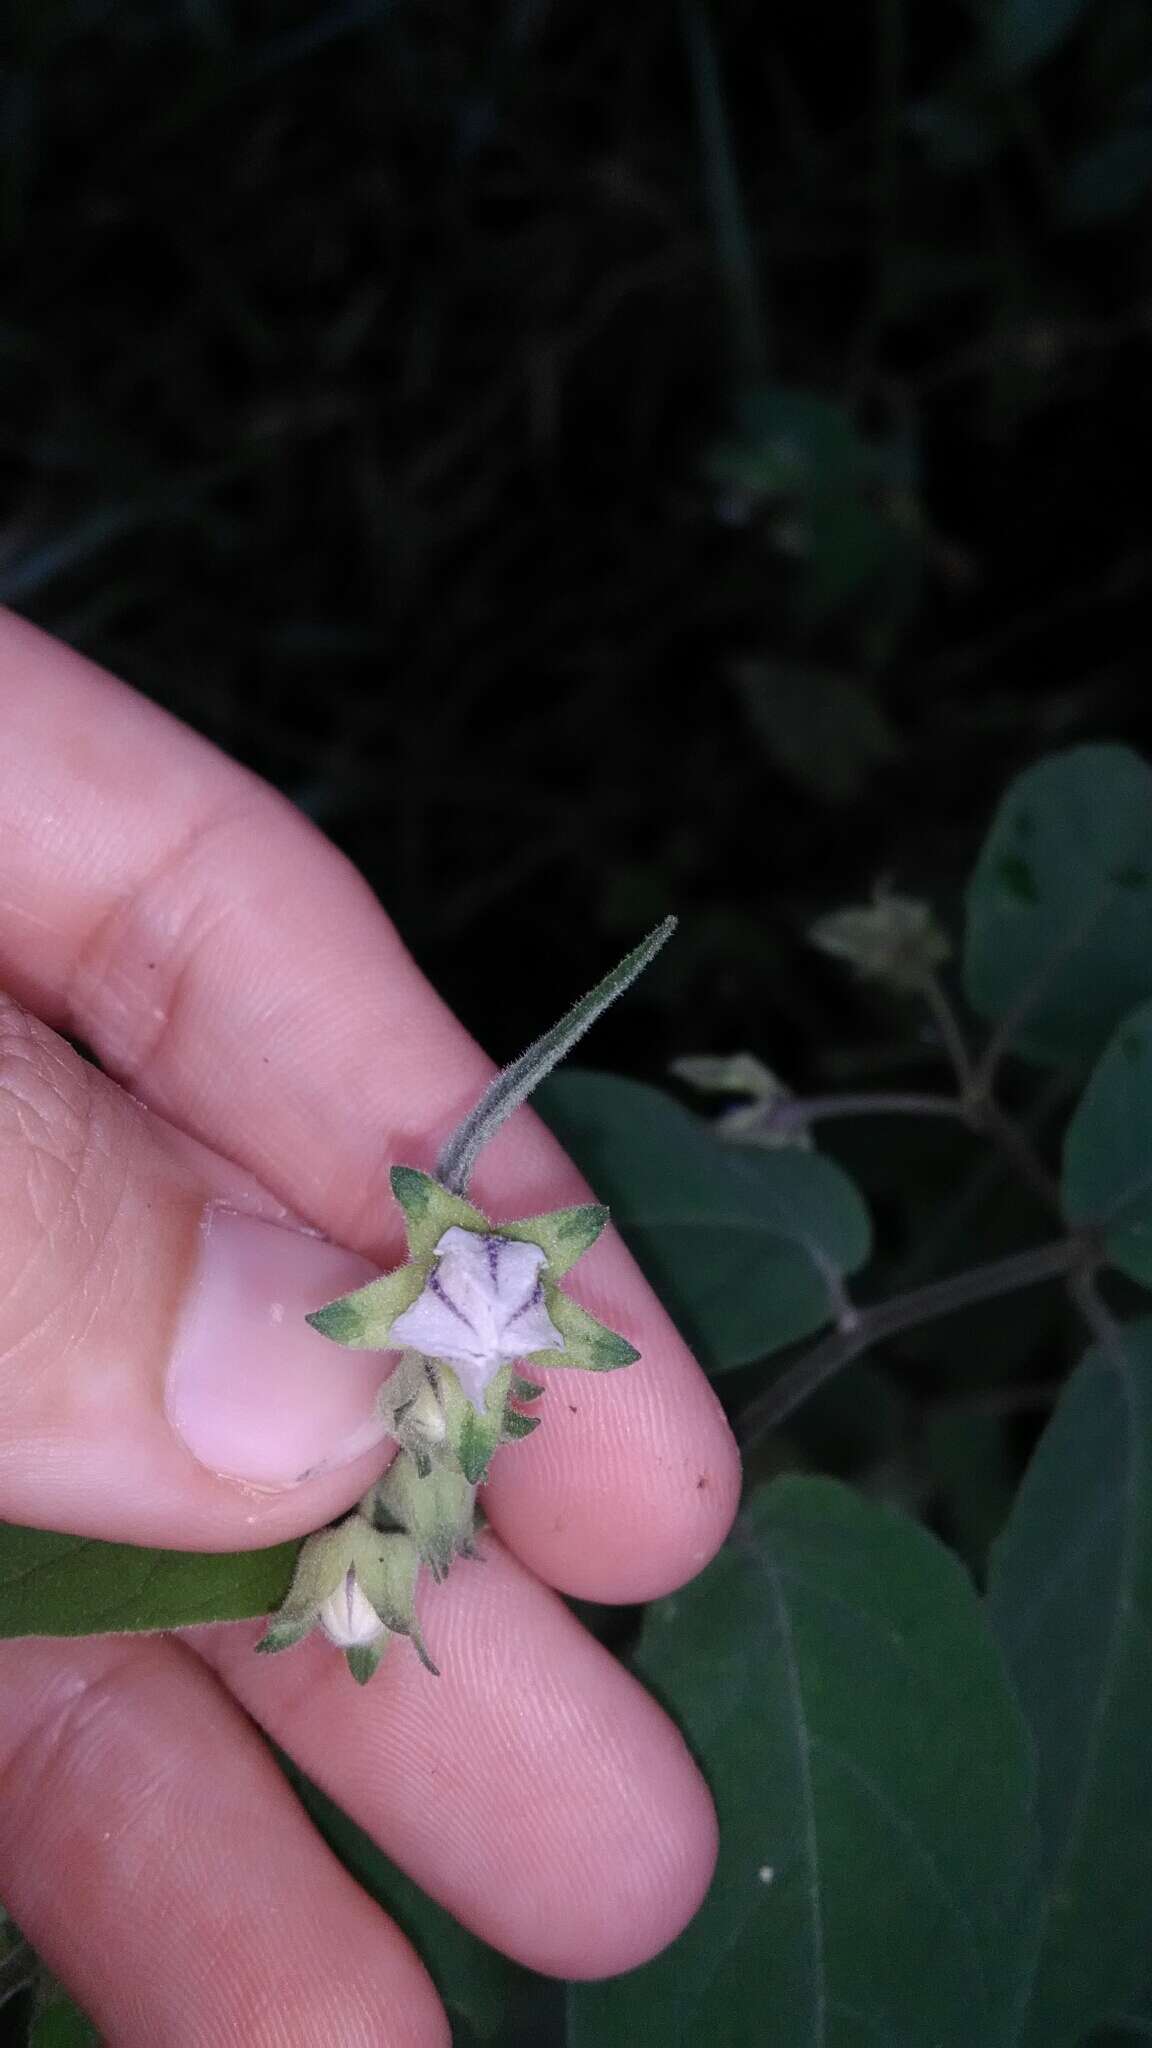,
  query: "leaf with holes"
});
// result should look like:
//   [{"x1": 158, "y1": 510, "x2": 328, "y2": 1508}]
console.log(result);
[
  {"x1": 539, "y1": 1072, "x2": 871, "y2": 1374},
  {"x1": 568, "y1": 1477, "x2": 1039, "y2": 2048},
  {"x1": 0, "y1": 1524, "x2": 299, "y2": 1637},
  {"x1": 988, "y1": 1321, "x2": 1152, "y2": 2046},
  {"x1": 964, "y1": 745, "x2": 1152, "y2": 1070}
]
